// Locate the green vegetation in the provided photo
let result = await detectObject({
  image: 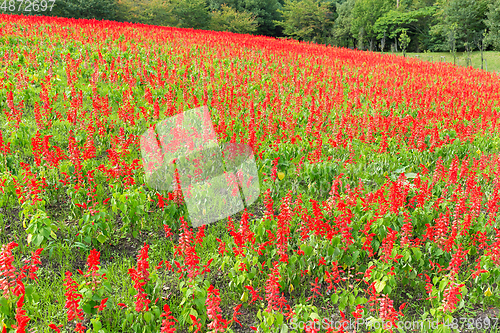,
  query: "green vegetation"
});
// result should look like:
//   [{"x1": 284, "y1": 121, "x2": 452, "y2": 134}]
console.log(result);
[{"x1": 401, "y1": 50, "x2": 500, "y2": 72}]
